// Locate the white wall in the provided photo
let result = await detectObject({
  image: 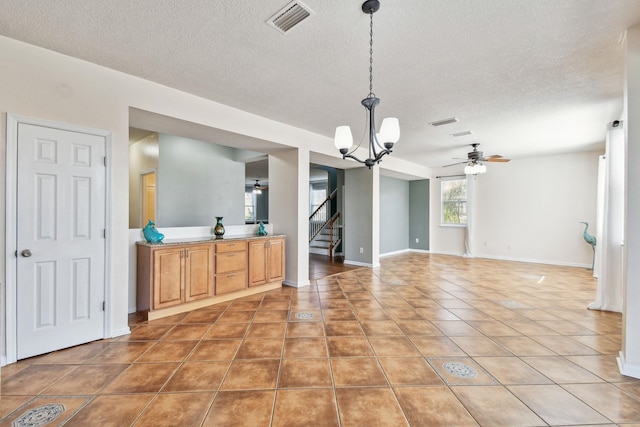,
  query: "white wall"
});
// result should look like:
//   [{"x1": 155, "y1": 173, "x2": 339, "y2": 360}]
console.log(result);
[
  {"x1": 431, "y1": 151, "x2": 600, "y2": 266},
  {"x1": 157, "y1": 134, "x2": 245, "y2": 227}
]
